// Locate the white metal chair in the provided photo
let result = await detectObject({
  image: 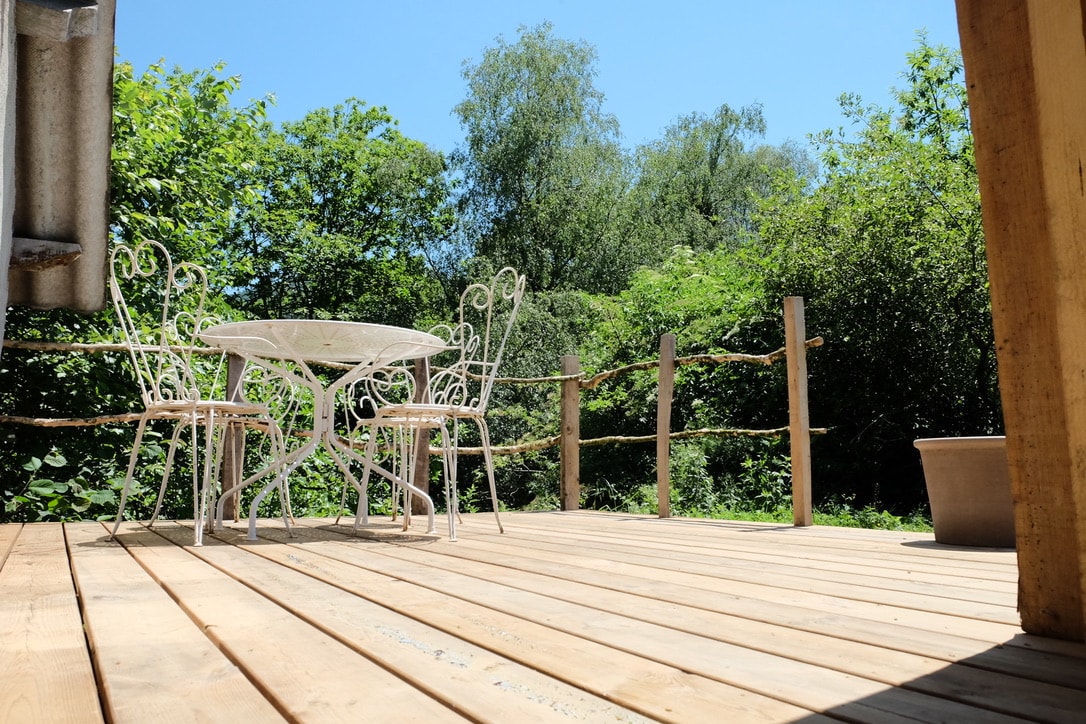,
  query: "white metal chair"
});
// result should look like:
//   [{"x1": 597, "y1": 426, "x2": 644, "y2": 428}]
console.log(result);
[
  {"x1": 339, "y1": 267, "x2": 527, "y2": 540},
  {"x1": 109, "y1": 240, "x2": 291, "y2": 545},
  {"x1": 335, "y1": 358, "x2": 432, "y2": 528}
]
